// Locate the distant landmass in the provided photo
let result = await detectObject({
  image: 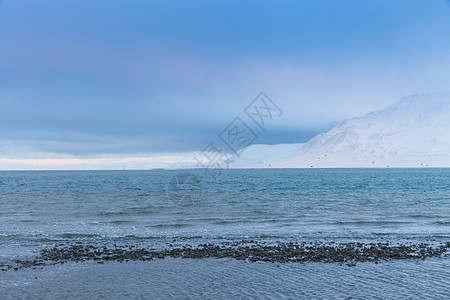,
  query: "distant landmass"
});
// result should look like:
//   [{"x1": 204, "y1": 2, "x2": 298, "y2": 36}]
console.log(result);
[{"x1": 232, "y1": 93, "x2": 450, "y2": 168}]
